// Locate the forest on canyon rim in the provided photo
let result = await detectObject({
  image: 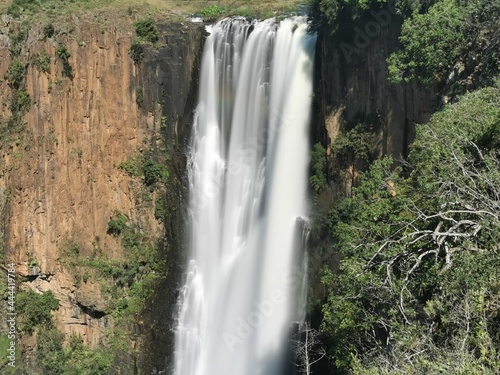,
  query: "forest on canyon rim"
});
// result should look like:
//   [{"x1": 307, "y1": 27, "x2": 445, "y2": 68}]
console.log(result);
[{"x1": 0, "y1": 0, "x2": 498, "y2": 374}]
